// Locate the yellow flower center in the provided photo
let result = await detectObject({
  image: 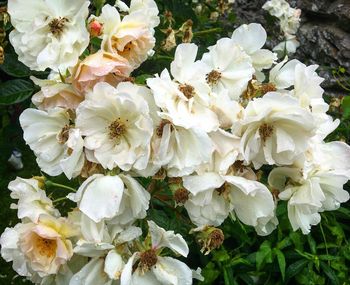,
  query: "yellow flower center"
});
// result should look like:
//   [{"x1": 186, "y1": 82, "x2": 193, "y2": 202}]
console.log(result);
[
  {"x1": 49, "y1": 17, "x2": 69, "y2": 38},
  {"x1": 108, "y1": 118, "x2": 126, "y2": 140},
  {"x1": 259, "y1": 123, "x2": 274, "y2": 143},
  {"x1": 206, "y1": 70, "x2": 222, "y2": 85},
  {"x1": 35, "y1": 236, "x2": 57, "y2": 258},
  {"x1": 178, "y1": 83, "x2": 195, "y2": 99}
]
